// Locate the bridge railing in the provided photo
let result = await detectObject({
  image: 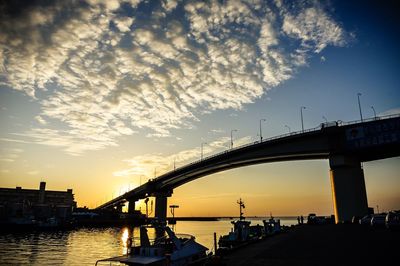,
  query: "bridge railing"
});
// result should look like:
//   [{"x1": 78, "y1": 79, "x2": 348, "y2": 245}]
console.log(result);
[
  {"x1": 168, "y1": 113, "x2": 400, "y2": 174},
  {"x1": 170, "y1": 125, "x2": 323, "y2": 173},
  {"x1": 338, "y1": 113, "x2": 400, "y2": 127}
]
